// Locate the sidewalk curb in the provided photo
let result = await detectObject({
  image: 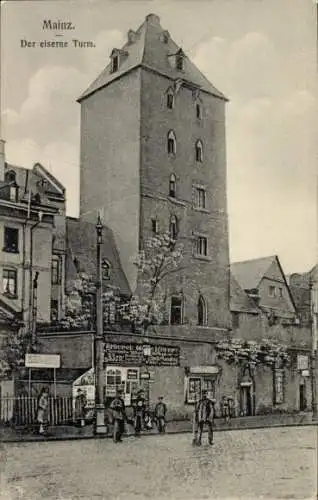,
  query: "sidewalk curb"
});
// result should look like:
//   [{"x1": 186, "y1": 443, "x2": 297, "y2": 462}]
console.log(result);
[{"x1": 1, "y1": 420, "x2": 317, "y2": 444}]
